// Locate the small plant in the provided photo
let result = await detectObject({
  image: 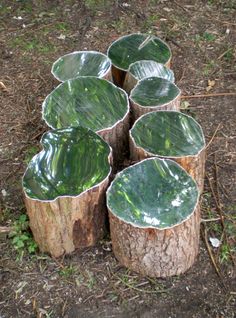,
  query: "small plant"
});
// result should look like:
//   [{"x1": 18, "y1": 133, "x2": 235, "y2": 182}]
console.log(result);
[
  {"x1": 24, "y1": 145, "x2": 39, "y2": 164},
  {"x1": 59, "y1": 265, "x2": 78, "y2": 278},
  {"x1": 9, "y1": 214, "x2": 38, "y2": 259},
  {"x1": 219, "y1": 243, "x2": 230, "y2": 264}
]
